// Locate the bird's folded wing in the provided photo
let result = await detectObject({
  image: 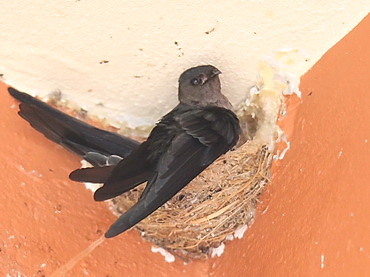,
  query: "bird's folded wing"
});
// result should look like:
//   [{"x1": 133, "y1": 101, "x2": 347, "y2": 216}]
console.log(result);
[{"x1": 174, "y1": 106, "x2": 240, "y2": 147}]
